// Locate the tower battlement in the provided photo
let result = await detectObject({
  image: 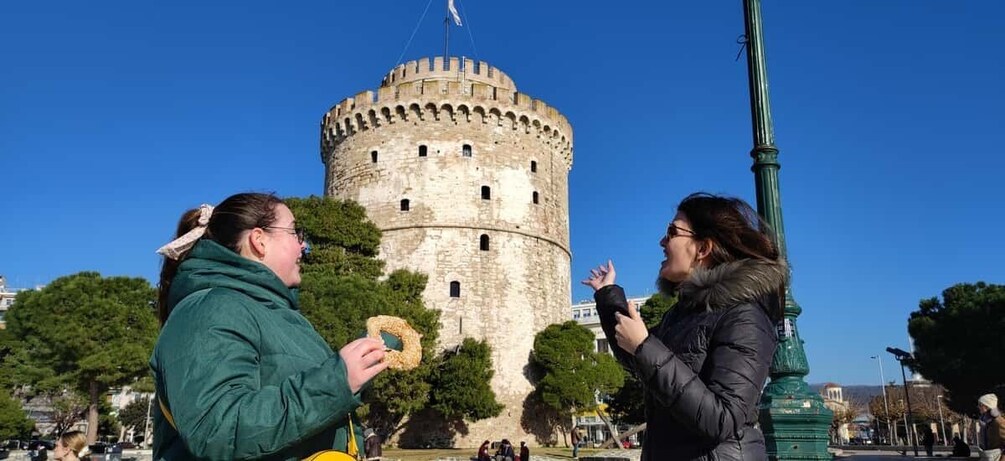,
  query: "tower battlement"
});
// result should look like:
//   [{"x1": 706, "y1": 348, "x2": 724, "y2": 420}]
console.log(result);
[
  {"x1": 321, "y1": 59, "x2": 572, "y2": 170},
  {"x1": 381, "y1": 56, "x2": 516, "y2": 90}
]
